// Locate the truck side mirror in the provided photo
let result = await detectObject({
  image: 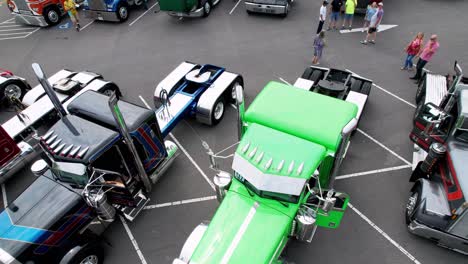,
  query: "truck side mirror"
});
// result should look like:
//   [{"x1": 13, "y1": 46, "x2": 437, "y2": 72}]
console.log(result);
[{"x1": 306, "y1": 189, "x2": 349, "y2": 229}]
